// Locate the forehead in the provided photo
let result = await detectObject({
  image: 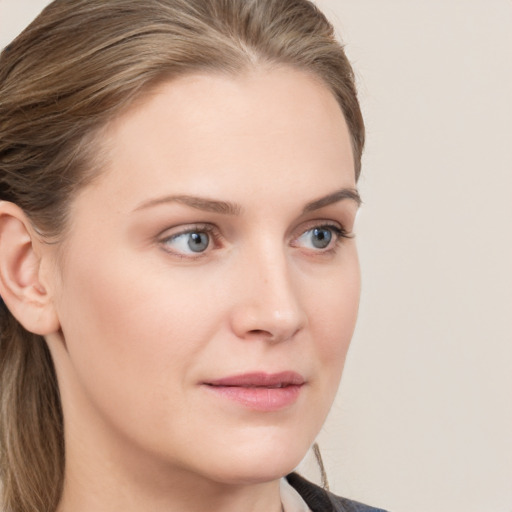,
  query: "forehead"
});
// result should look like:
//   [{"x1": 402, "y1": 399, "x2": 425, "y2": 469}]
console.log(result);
[{"x1": 75, "y1": 67, "x2": 355, "y2": 218}]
